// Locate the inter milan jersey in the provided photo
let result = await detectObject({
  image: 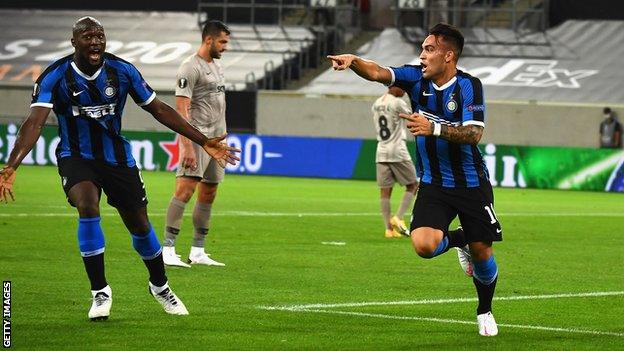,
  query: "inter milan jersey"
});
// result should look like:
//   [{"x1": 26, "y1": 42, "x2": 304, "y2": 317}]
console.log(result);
[
  {"x1": 390, "y1": 65, "x2": 488, "y2": 188},
  {"x1": 31, "y1": 53, "x2": 156, "y2": 167}
]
